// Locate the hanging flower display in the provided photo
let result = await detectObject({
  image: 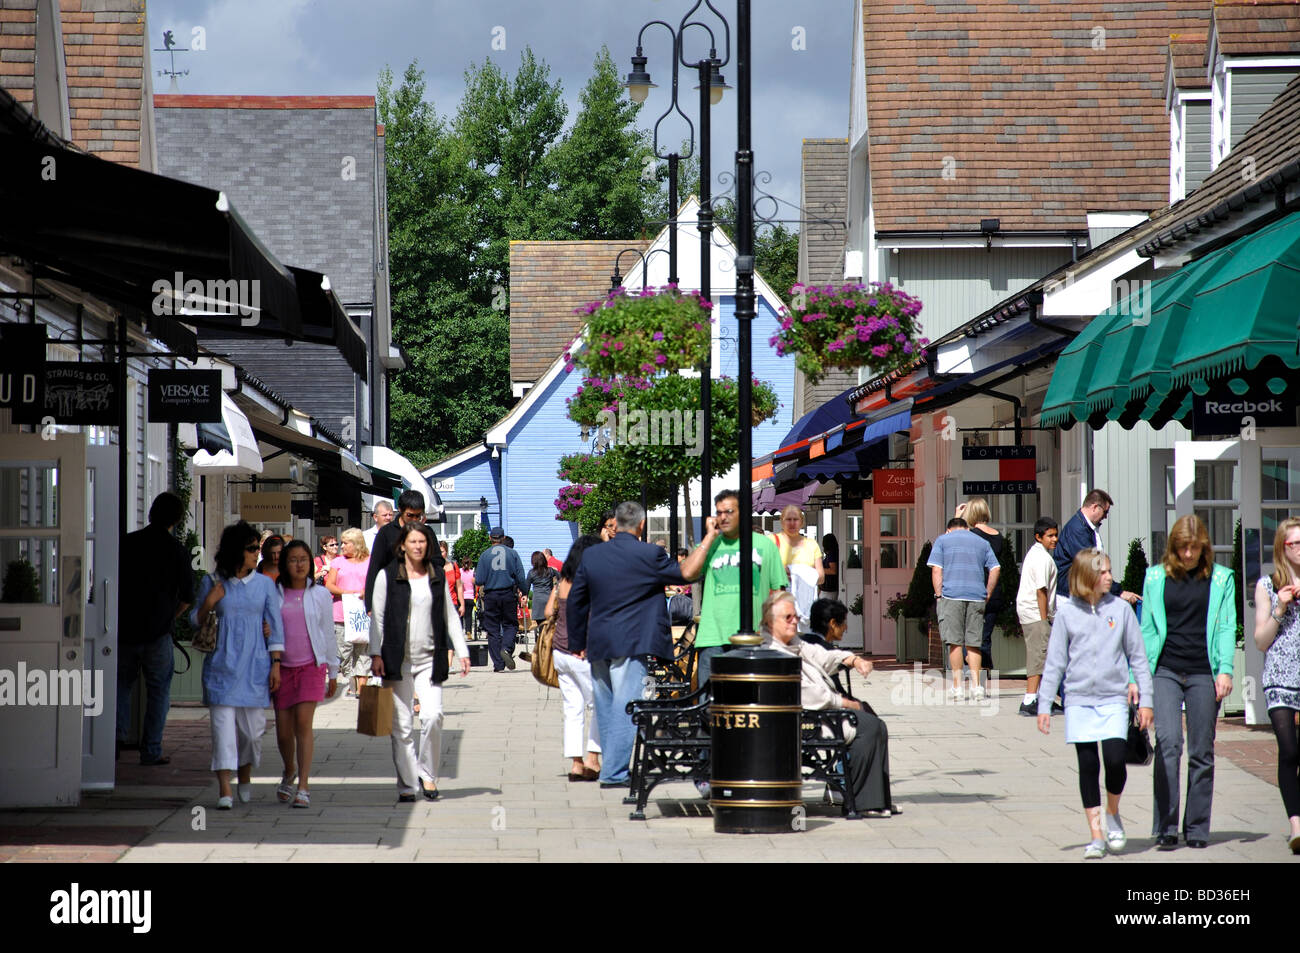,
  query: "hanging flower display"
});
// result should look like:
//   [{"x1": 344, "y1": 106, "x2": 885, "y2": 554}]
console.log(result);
[
  {"x1": 769, "y1": 281, "x2": 928, "y2": 384},
  {"x1": 553, "y1": 483, "x2": 595, "y2": 519},
  {"x1": 565, "y1": 285, "x2": 713, "y2": 379}
]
